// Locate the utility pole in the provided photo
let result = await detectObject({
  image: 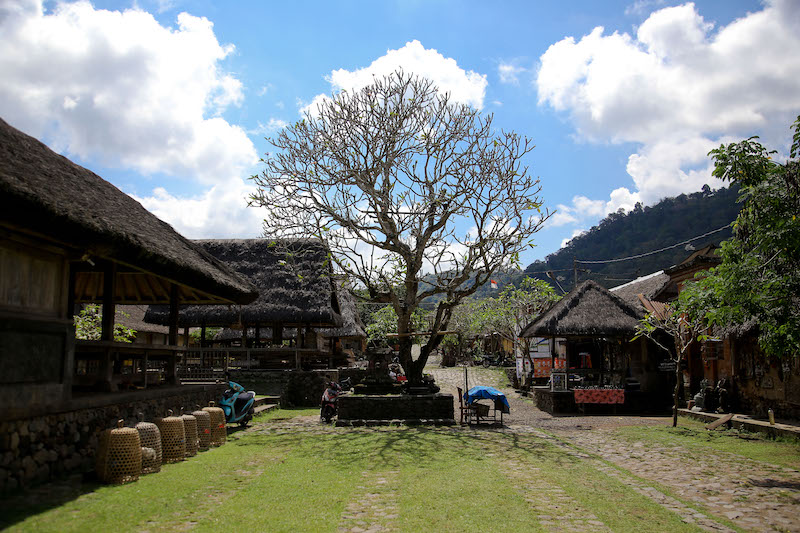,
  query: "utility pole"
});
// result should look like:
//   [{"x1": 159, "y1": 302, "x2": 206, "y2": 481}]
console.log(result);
[{"x1": 573, "y1": 257, "x2": 578, "y2": 287}]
